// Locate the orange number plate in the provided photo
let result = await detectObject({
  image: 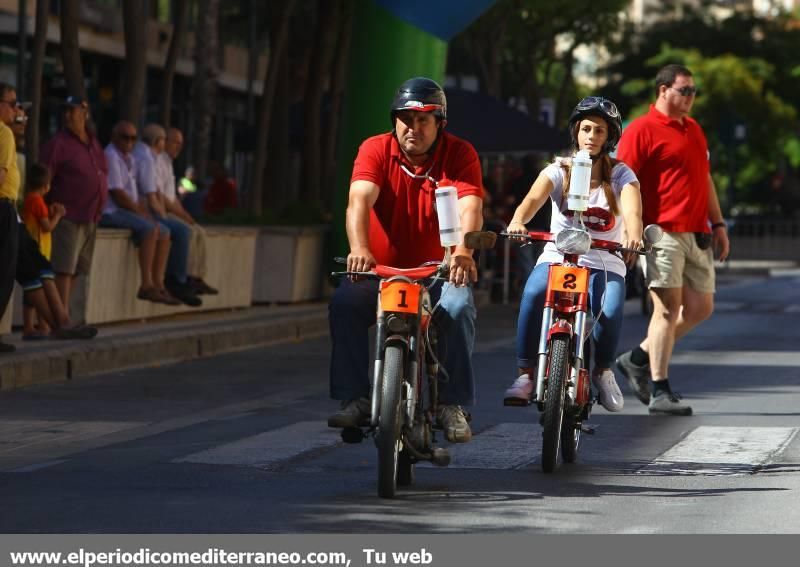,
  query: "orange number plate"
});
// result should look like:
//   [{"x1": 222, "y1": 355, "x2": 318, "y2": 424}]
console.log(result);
[
  {"x1": 549, "y1": 265, "x2": 589, "y2": 293},
  {"x1": 380, "y1": 281, "x2": 420, "y2": 314}
]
